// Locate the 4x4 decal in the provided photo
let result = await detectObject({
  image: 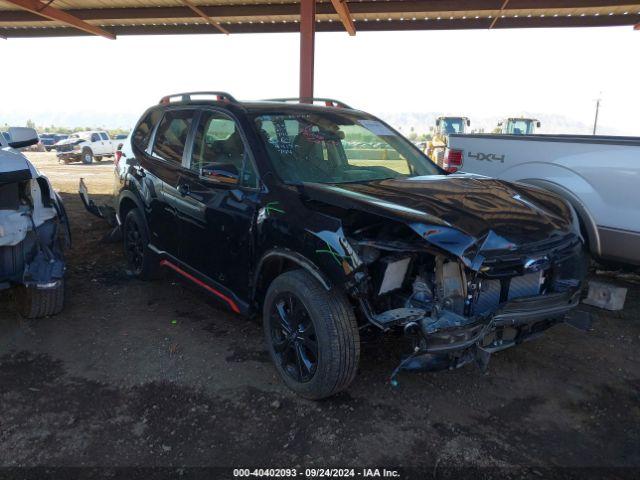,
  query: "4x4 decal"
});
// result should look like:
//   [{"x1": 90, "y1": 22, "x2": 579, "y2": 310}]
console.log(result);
[{"x1": 468, "y1": 152, "x2": 505, "y2": 163}]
